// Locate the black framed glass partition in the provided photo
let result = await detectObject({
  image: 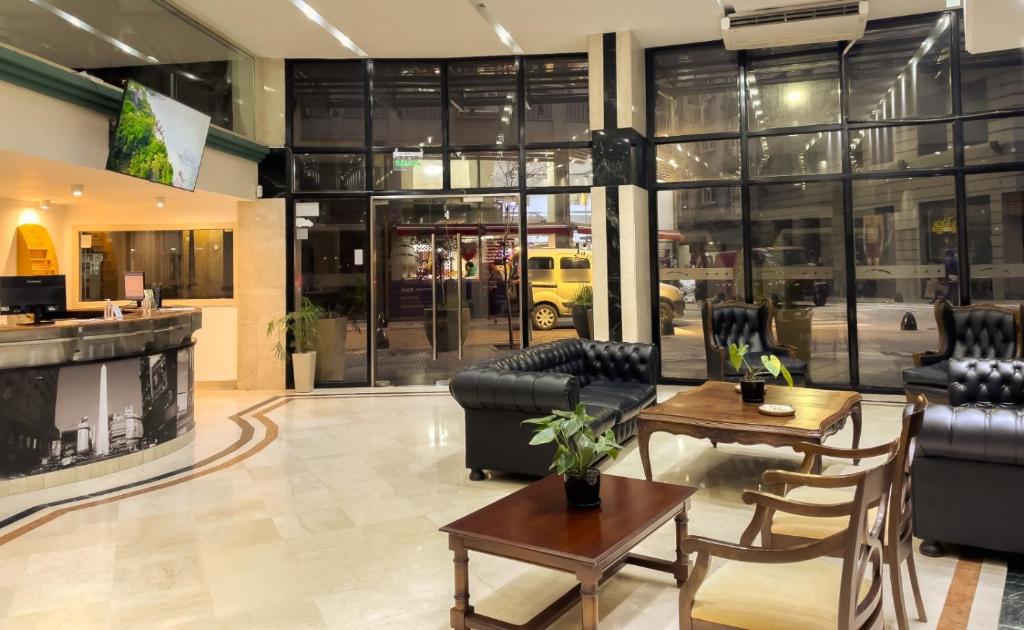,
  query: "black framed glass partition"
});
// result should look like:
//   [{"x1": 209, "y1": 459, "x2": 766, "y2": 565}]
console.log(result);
[{"x1": 649, "y1": 9, "x2": 1024, "y2": 390}]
